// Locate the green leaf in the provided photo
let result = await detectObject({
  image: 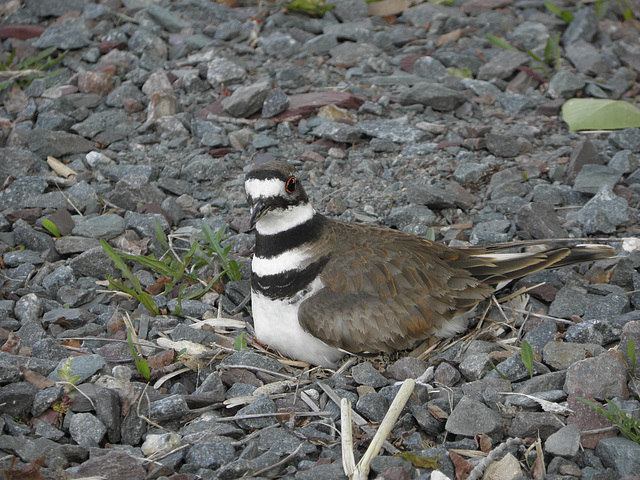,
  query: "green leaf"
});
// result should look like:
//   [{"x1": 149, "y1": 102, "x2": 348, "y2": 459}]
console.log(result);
[
  {"x1": 234, "y1": 332, "x2": 247, "y2": 351},
  {"x1": 562, "y1": 98, "x2": 640, "y2": 131},
  {"x1": 284, "y1": 0, "x2": 333, "y2": 17},
  {"x1": 628, "y1": 337, "x2": 636, "y2": 376},
  {"x1": 544, "y1": 1, "x2": 573, "y2": 22},
  {"x1": 395, "y1": 452, "x2": 439, "y2": 469},
  {"x1": 521, "y1": 340, "x2": 534, "y2": 379},
  {"x1": 486, "y1": 35, "x2": 512, "y2": 50},
  {"x1": 446, "y1": 67, "x2": 473, "y2": 79},
  {"x1": 42, "y1": 219, "x2": 62, "y2": 237},
  {"x1": 426, "y1": 227, "x2": 436, "y2": 242},
  {"x1": 127, "y1": 327, "x2": 150, "y2": 381}
]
